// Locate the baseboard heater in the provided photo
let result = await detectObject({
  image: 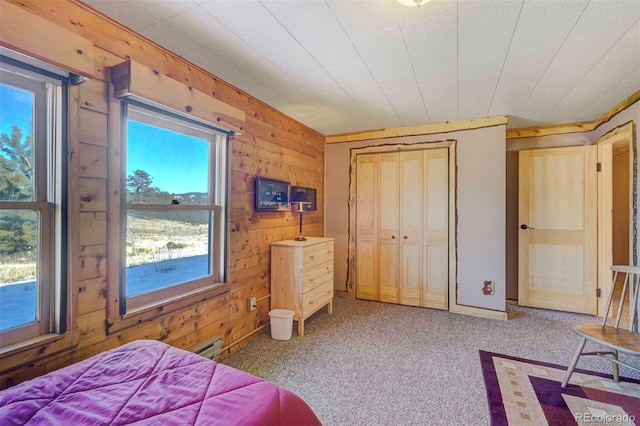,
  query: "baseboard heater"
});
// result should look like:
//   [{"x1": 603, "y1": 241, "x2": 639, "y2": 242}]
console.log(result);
[{"x1": 188, "y1": 336, "x2": 222, "y2": 360}]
